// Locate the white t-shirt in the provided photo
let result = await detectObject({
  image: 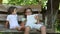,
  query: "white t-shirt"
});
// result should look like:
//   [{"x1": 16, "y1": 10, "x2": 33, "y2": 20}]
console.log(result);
[
  {"x1": 26, "y1": 14, "x2": 37, "y2": 24},
  {"x1": 6, "y1": 14, "x2": 20, "y2": 29}
]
